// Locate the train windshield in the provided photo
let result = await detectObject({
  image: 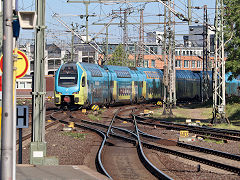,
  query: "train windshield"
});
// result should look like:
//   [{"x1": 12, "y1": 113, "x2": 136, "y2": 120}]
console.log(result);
[{"x1": 58, "y1": 64, "x2": 78, "y2": 87}]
